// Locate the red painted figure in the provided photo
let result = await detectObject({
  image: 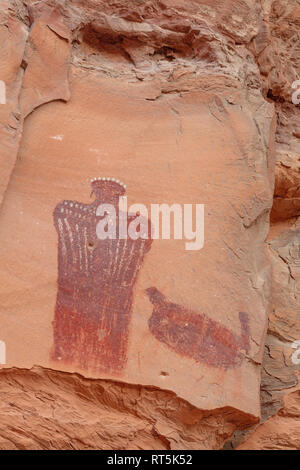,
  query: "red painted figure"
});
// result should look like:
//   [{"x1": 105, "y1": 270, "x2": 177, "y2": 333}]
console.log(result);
[
  {"x1": 146, "y1": 287, "x2": 250, "y2": 369},
  {"x1": 52, "y1": 178, "x2": 152, "y2": 373}
]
